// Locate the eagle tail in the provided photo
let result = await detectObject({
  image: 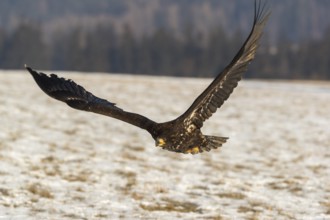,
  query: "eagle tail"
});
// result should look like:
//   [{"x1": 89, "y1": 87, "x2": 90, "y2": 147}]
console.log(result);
[{"x1": 203, "y1": 136, "x2": 228, "y2": 151}]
